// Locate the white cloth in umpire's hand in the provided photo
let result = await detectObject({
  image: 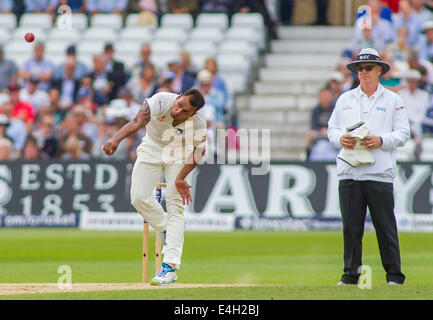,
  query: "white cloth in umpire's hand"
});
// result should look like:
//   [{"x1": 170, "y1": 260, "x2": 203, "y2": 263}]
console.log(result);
[{"x1": 338, "y1": 121, "x2": 375, "y2": 167}]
